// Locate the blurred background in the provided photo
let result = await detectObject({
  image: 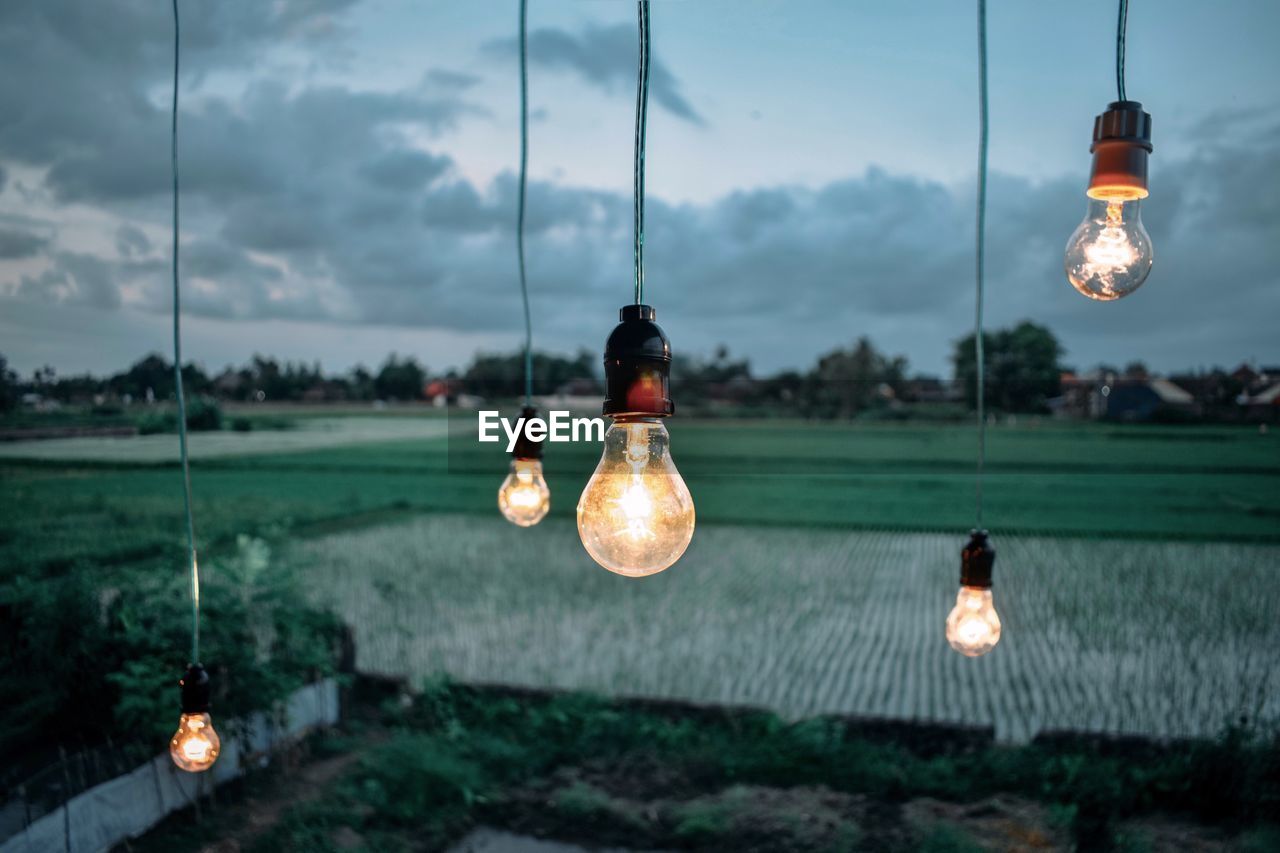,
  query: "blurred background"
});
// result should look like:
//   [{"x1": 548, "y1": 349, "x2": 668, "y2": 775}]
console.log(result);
[{"x1": 1, "y1": 1, "x2": 1278, "y2": 851}]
